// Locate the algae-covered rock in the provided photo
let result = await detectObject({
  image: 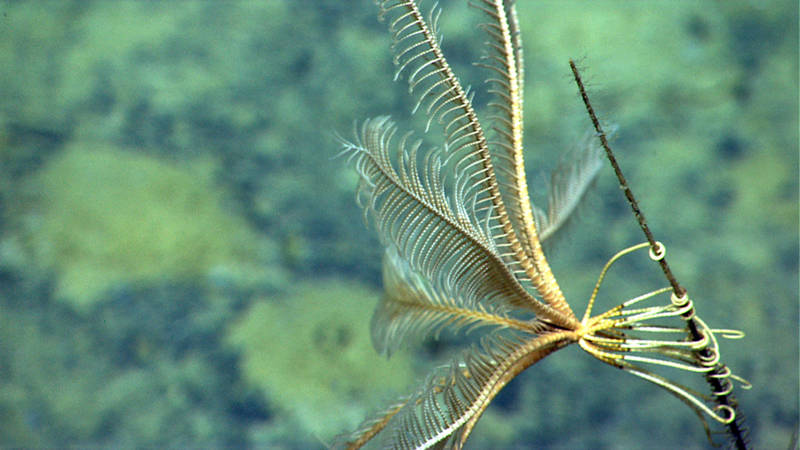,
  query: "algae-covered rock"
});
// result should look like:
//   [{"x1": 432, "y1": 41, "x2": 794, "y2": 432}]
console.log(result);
[
  {"x1": 226, "y1": 281, "x2": 414, "y2": 440},
  {"x1": 6, "y1": 144, "x2": 263, "y2": 309}
]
